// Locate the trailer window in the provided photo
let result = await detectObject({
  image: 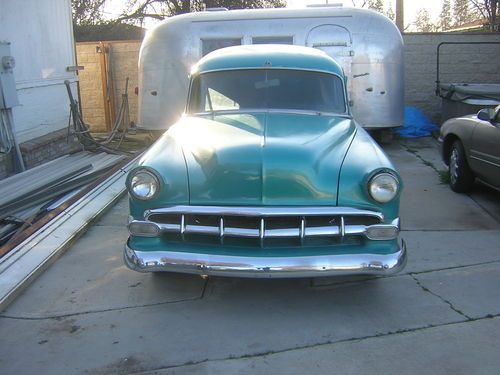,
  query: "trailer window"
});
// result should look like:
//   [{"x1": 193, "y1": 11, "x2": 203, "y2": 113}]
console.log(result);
[
  {"x1": 202, "y1": 38, "x2": 242, "y2": 56},
  {"x1": 188, "y1": 69, "x2": 346, "y2": 114},
  {"x1": 252, "y1": 36, "x2": 293, "y2": 45}
]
